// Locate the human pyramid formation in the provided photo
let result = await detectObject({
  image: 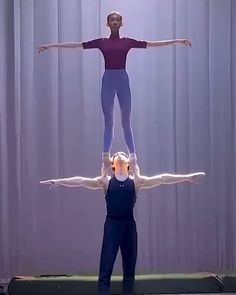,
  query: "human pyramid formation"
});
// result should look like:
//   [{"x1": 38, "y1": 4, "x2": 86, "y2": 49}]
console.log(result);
[{"x1": 39, "y1": 12, "x2": 205, "y2": 295}]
